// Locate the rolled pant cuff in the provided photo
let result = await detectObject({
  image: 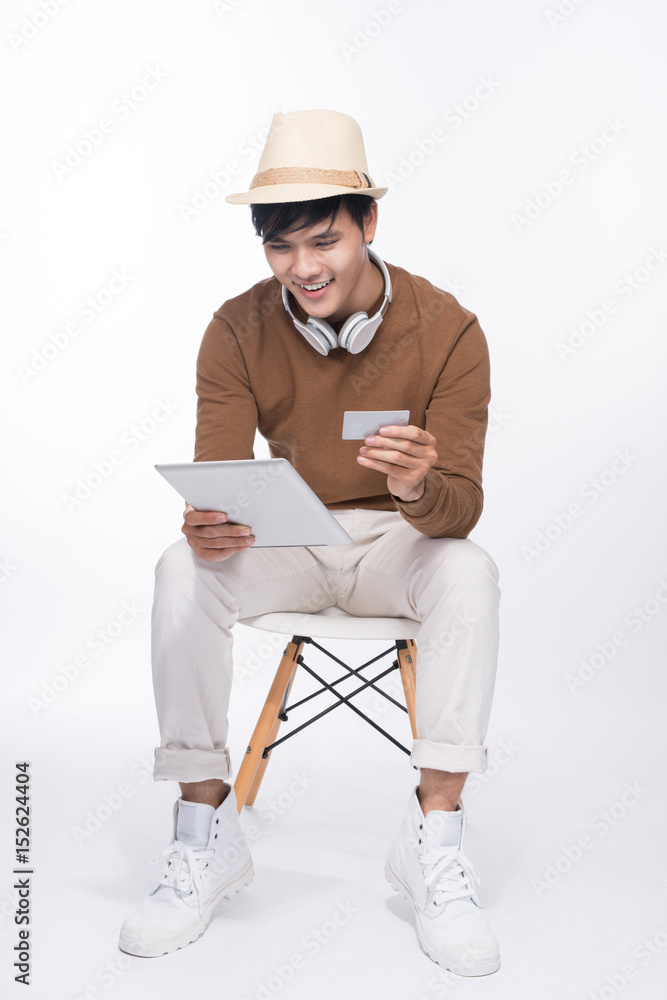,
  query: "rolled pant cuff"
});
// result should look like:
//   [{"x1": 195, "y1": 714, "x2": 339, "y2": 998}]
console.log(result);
[
  {"x1": 410, "y1": 739, "x2": 488, "y2": 774},
  {"x1": 153, "y1": 747, "x2": 232, "y2": 783}
]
